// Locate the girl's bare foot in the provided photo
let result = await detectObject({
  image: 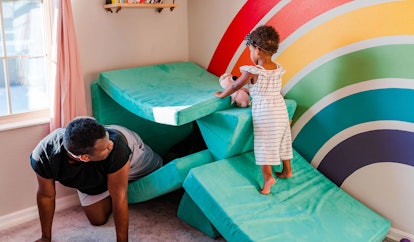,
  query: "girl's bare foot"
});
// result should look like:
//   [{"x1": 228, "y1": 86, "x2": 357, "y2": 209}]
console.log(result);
[
  {"x1": 260, "y1": 177, "x2": 276, "y2": 195},
  {"x1": 275, "y1": 171, "x2": 292, "y2": 179}
]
